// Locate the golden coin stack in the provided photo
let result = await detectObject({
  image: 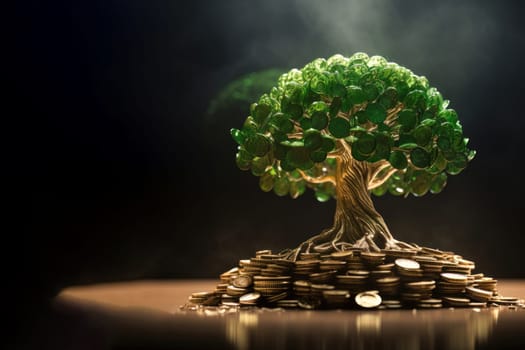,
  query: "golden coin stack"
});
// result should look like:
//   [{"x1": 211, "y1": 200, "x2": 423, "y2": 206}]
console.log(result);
[{"x1": 185, "y1": 247, "x2": 522, "y2": 310}]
